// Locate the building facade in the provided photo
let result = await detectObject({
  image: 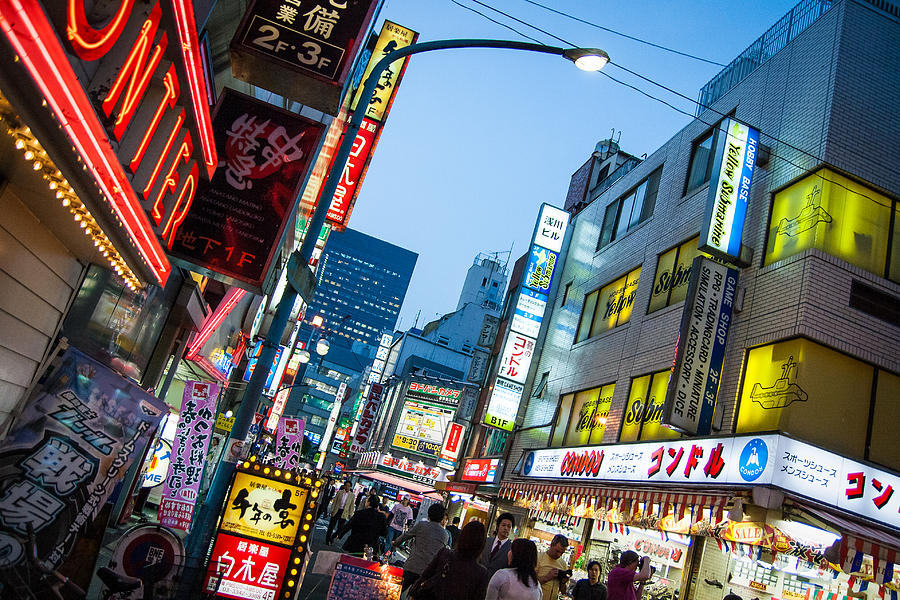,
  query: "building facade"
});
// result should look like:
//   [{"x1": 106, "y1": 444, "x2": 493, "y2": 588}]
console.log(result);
[
  {"x1": 482, "y1": 1, "x2": 900, "y2": 599},
  {"x1": 304, "y1": 227, "x2": 417, "y2": 357}
]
